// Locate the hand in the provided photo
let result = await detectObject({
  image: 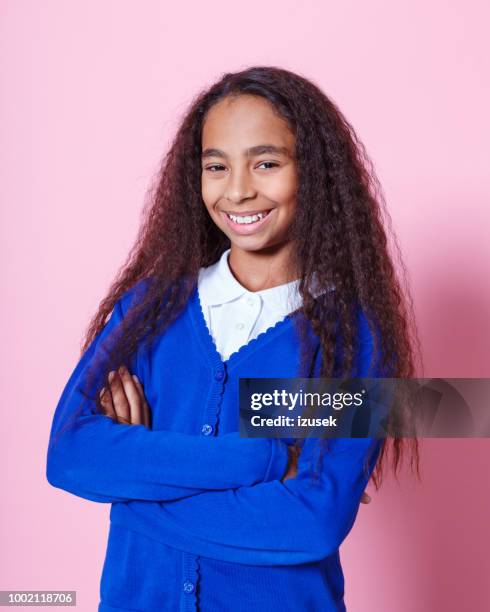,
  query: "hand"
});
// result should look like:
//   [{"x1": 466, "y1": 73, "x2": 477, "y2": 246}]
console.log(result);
[
  {"x1": 281, "y1": 444, "x2": 372, "y2": 504},
  {"x1": 99, "y1": 364, "x2": 151, "y2": 428},
  {"x1": 280, "y1": 444, "x2": 300, "y2": 482}
]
